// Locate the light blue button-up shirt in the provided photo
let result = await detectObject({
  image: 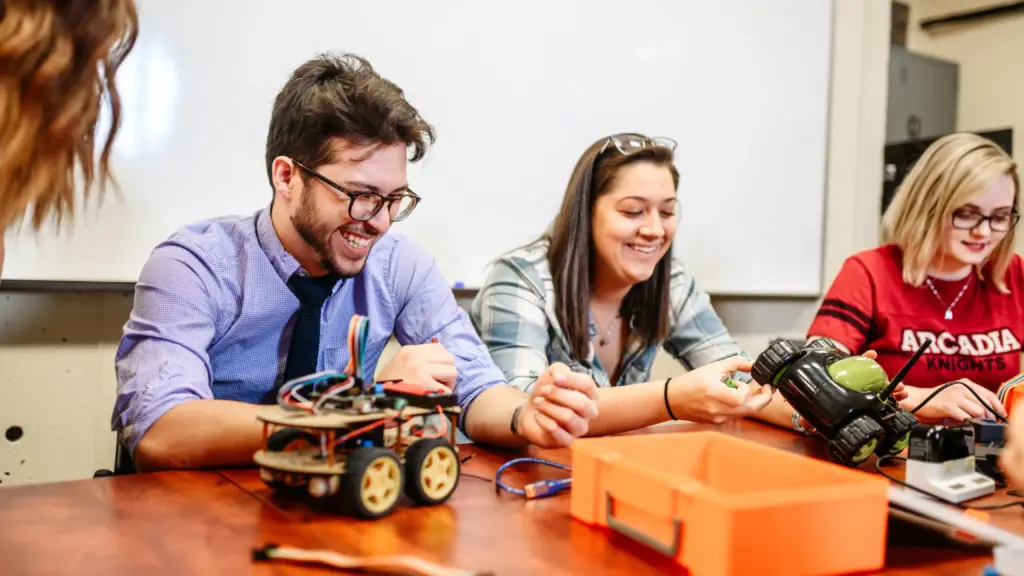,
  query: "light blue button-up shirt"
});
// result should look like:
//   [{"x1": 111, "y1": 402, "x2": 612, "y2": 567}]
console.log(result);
[{"x1": 112, "y1": 205, "x2": 503, "y2": 455}]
